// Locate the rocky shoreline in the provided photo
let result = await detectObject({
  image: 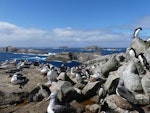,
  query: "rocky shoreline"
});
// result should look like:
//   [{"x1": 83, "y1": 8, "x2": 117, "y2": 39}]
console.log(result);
[{"x1": 1, "y1": 34, "x2": 150, "y2": 112}]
